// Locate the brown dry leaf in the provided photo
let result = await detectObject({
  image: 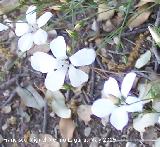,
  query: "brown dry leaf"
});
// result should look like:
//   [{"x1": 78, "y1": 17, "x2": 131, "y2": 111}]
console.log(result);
[
  {"x1": 77, "y1": 105, "x2": 92, "y2": 124},
  {"x1": 102, "y1": 19, "x2": 115, "y2": 32},
  {"x1": 135, "y1": 0, "x2": 156, "y2": 7},
  {"x1": 128, "y1": 5, "x2": 152, "y2": 29},
  {"x1": 27, "y1": 44, "x2": 50, "y2": 55},
  {"x1": 143, "y1": 126, "x2": 157, "y2": 146},
  {"x1": 97, "y1": 3, "x2": 115, "y2": 21},
  {"x1": 38, "y1": 134, "x2": 60, "y2": 147},
  {"x1": 1, "y1": 105, "x2": 11, "y2": 114},
  {"x1": 59, "y1": 118, "x2": 76, "y2": 139}
]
